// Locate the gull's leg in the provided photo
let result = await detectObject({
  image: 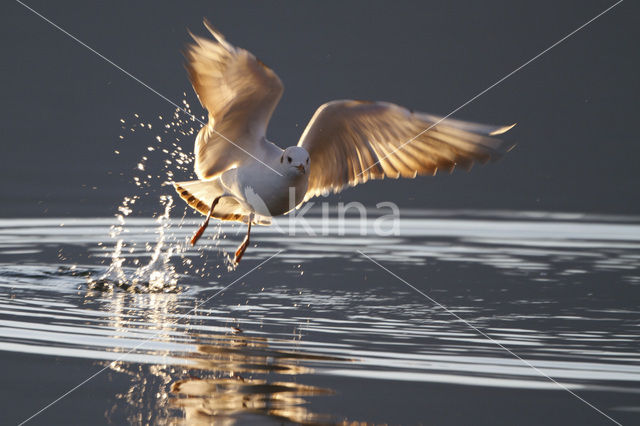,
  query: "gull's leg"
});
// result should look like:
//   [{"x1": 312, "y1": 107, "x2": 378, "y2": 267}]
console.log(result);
[
  {"x1": 234, "y1": 213, "x2": 254, "y2": 264},
  {"x1": 190, "y1": 196, "x2": 222, "y2": 246}
]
